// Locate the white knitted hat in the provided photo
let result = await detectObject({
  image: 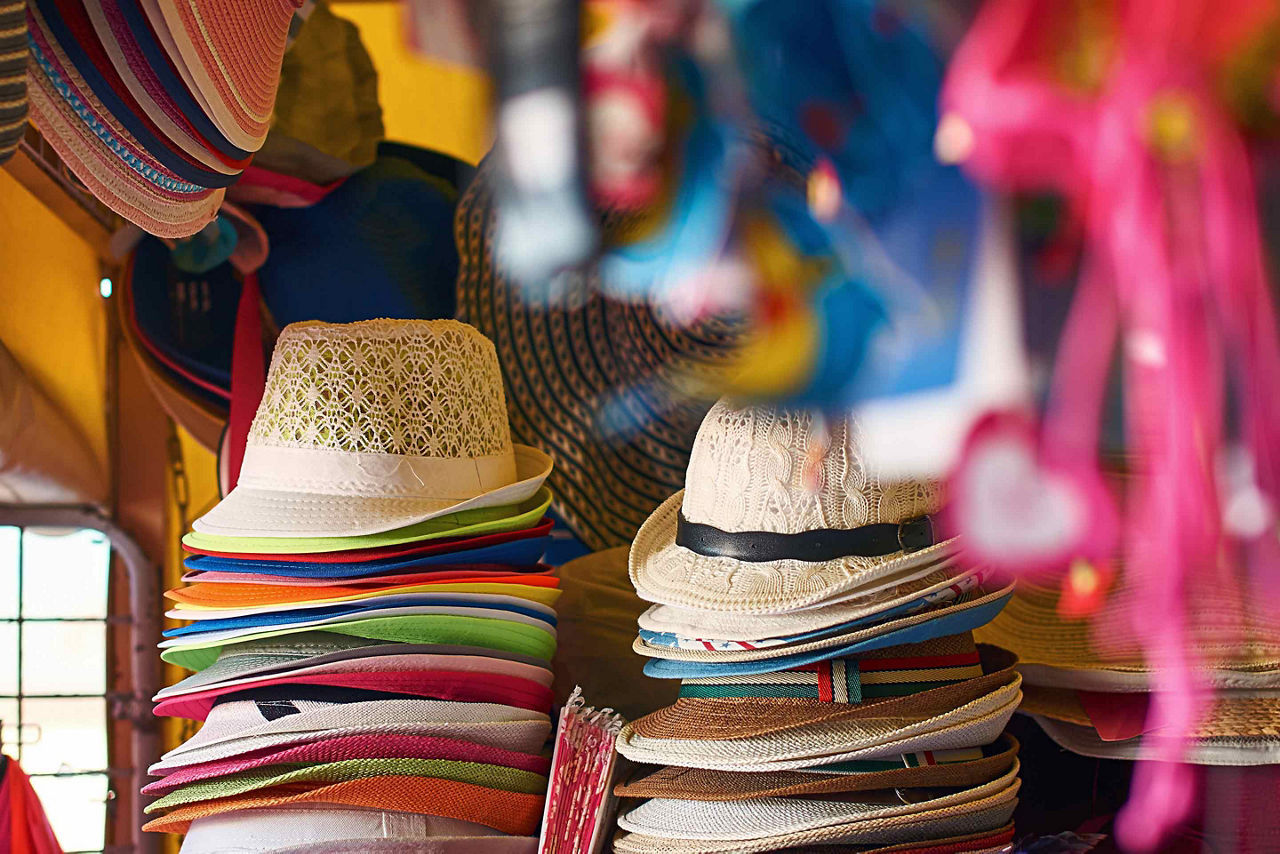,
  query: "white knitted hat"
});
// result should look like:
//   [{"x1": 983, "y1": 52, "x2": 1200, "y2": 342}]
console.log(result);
[
  {"x1": 192, "y1": 319, "x2": 553, "y2": 538},
  {"x1": 631, "y1": 400, "x2": 956, "y2": 613}
]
